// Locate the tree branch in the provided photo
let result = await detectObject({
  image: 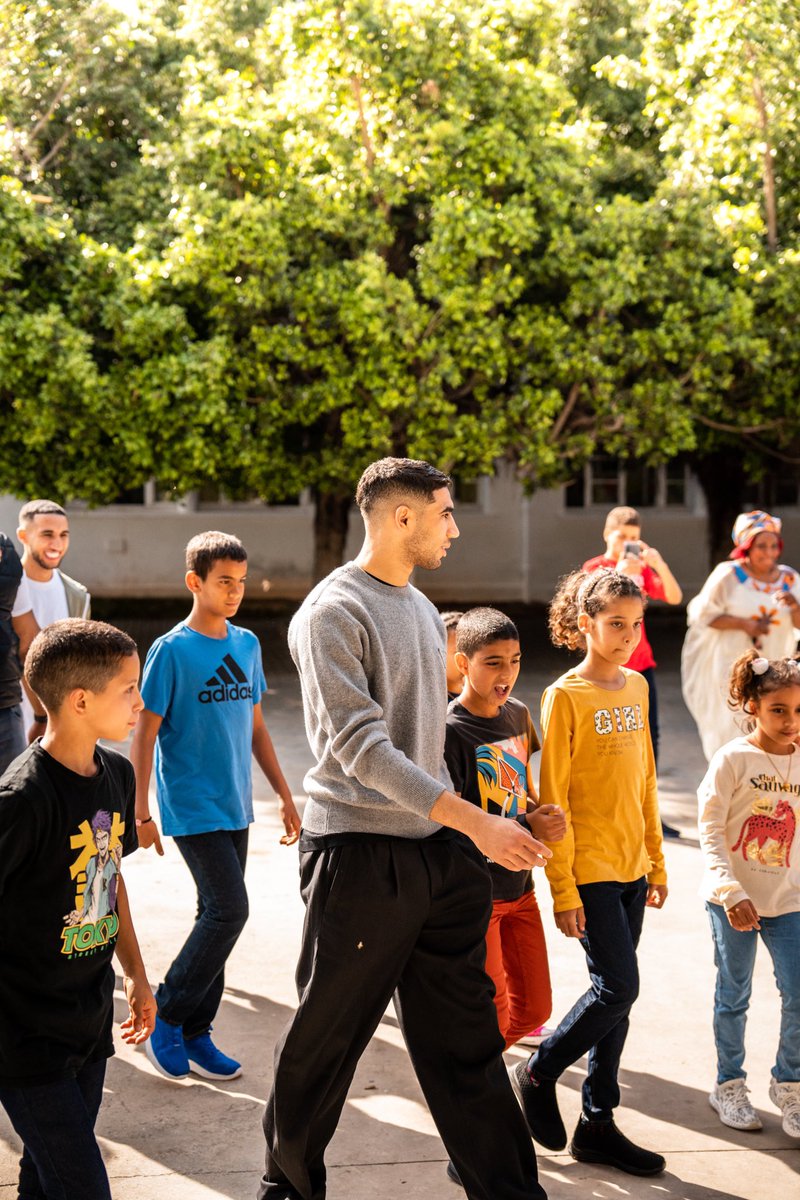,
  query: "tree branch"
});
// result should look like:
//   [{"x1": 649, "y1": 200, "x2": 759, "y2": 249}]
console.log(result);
[
  {"x1": 692, "y1": 412, "x2": 783, "y2": 435},
  {"x1": 549, "y1": 381, "x2": 581, "y2": 442}
]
